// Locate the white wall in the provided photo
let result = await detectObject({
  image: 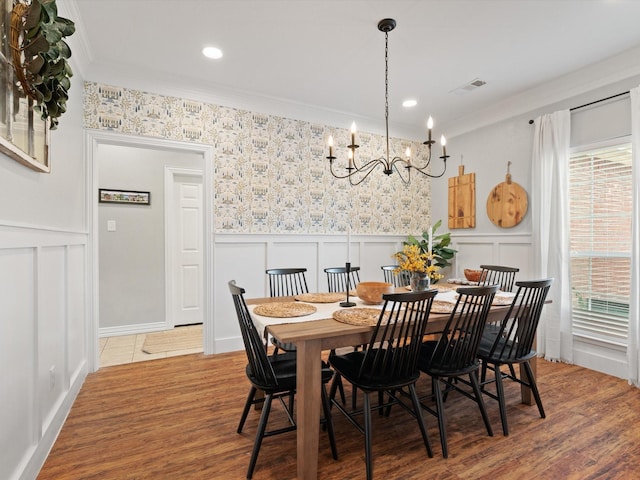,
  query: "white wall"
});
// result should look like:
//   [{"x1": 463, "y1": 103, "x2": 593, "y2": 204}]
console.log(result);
[{"x1": 0, "y1": 54, "x2": 88, "y2": 480}]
